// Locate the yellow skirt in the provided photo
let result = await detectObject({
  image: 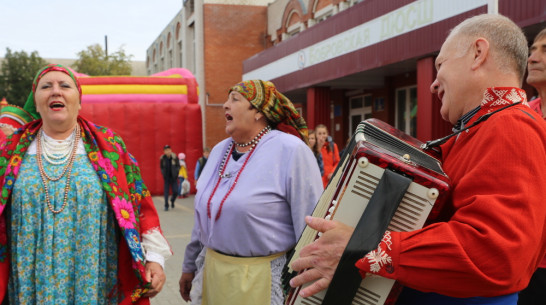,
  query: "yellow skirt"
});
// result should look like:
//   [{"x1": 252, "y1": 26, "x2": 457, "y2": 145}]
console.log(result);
[{"x1": 202, "y1": 249, "x2": 285, "y2": 305}]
